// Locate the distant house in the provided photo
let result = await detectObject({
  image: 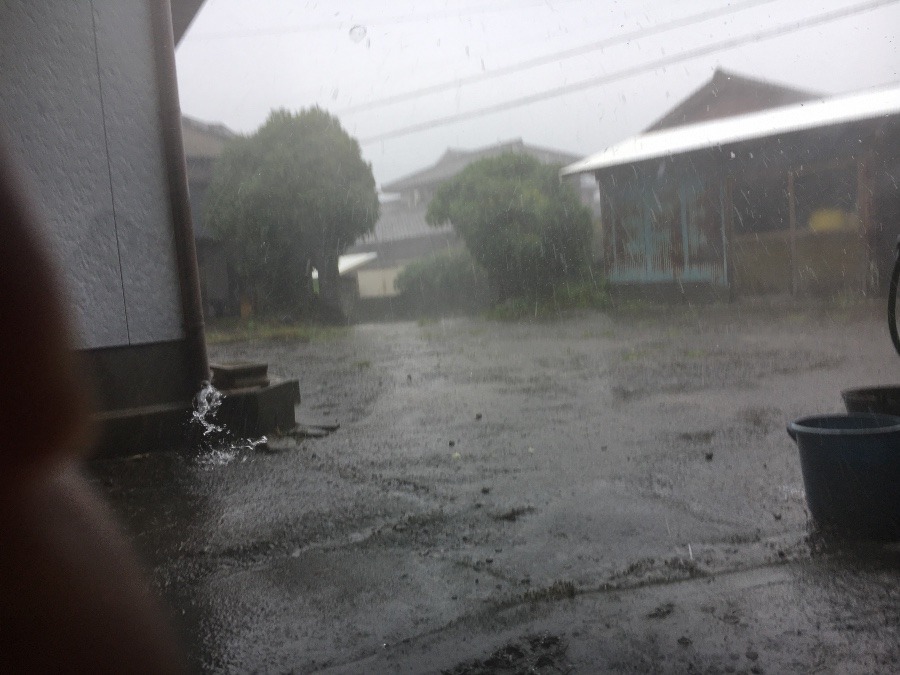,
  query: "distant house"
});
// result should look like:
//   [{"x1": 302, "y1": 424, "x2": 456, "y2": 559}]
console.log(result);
[
  {"x1": 345, "y1": 139, "x2": 587, "y2": 312},
  {"x1": 346, "y1": 197, "x2": 459, "y2": 305},
  {"x1": 182, "y1": 115, "x2": 235, "y2": 317},
  {"x1": 563, "y1": 79, "x2": 900, "y2": 299}
]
